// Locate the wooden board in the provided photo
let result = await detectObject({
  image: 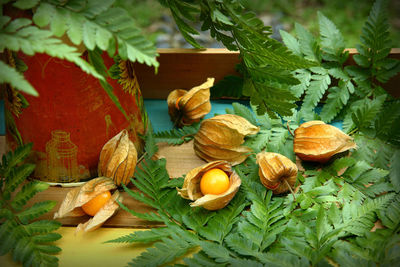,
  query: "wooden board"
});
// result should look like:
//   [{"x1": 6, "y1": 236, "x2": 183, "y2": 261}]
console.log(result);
[
  {"x1": 135, "y1": 48, "x2": 400, "y2": 99},
  {"x1": 1, "y1": 137, "x2": 207, "y2": 228}
]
